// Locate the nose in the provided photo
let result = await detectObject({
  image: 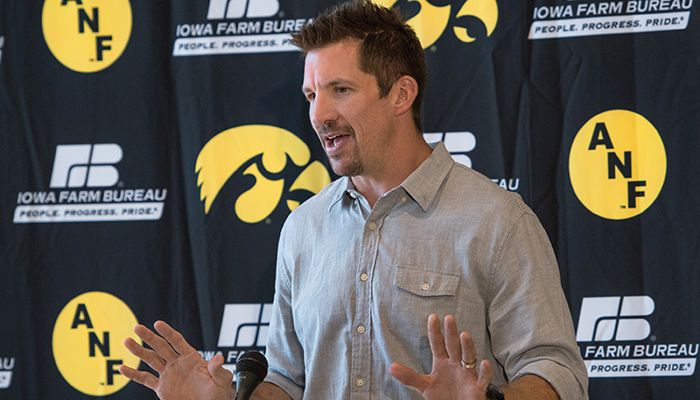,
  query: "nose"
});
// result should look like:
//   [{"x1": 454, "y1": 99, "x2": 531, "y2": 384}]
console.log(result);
[{"x1": 310, "y1": 93, "x2": 338, "y2": 130}]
